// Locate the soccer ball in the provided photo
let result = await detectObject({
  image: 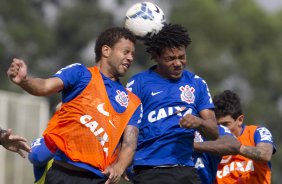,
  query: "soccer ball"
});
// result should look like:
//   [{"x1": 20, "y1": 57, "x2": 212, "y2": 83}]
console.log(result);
[{"x1": 125, "y1": 2, "x2": 166, "y2": 38}]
